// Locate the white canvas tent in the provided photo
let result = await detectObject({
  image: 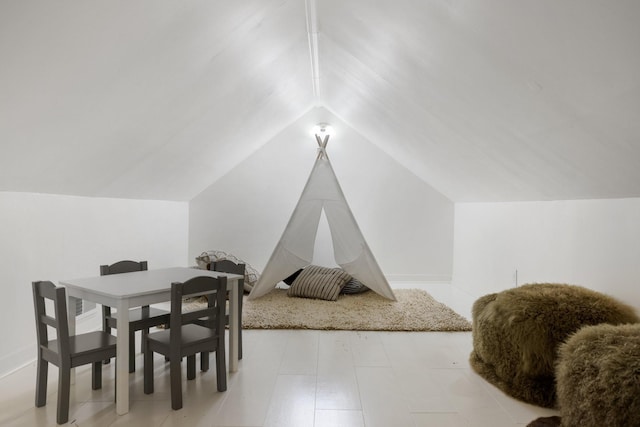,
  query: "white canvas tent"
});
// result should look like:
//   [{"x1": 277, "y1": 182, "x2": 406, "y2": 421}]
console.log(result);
[{"x1": 249, "y1": 131, "x2": 396, "y2": 301}]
